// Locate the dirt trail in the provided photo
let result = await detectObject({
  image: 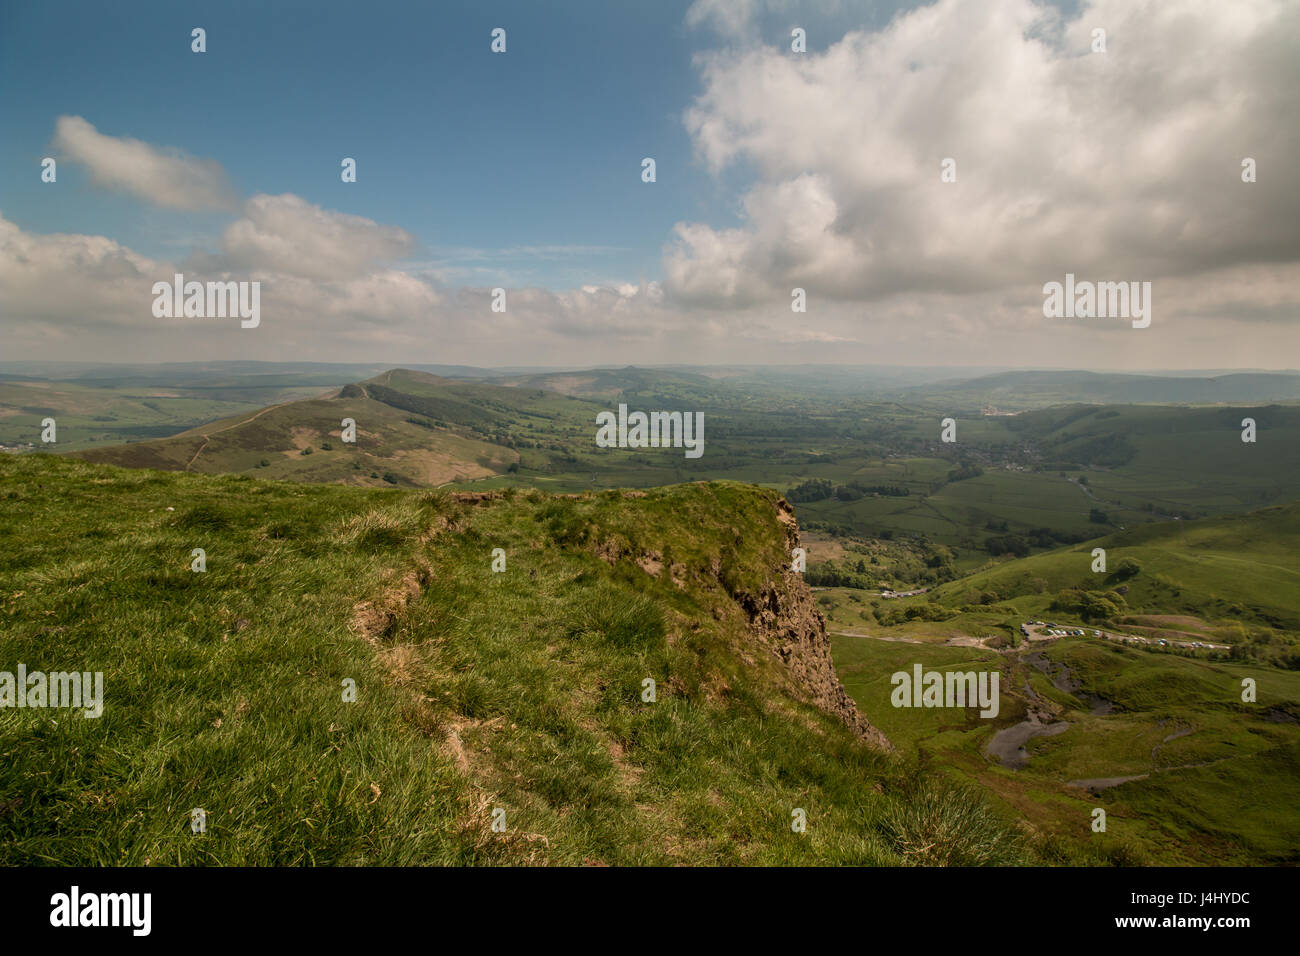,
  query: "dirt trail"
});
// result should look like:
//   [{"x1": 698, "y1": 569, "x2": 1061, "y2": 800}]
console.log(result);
[
  {"x1": 829, "y1": 630, "x2": 925, "y2": 644},
  {"x1": 185, "y1": 402, "x2": 287, "y2": 471},
  {"x1": 1151, "y1": 723, "x2": 1196, "y2": 761},
  {"x1": 1068, "y1": 757, "x2": 1230, "y2": 793}
]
